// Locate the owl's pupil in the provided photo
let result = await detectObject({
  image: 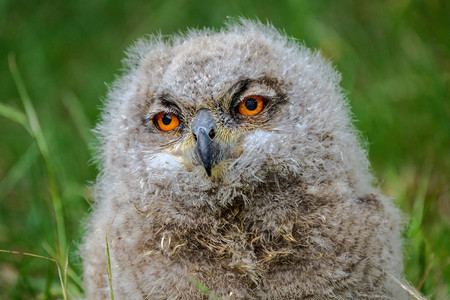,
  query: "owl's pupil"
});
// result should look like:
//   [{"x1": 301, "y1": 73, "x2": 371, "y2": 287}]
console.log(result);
[
  {"x1": 245, "y1": 98, "x2": 258, "y2": 111},
  {"x1": 162, "y1": 114, "x2": 172, "y2": 125}
]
